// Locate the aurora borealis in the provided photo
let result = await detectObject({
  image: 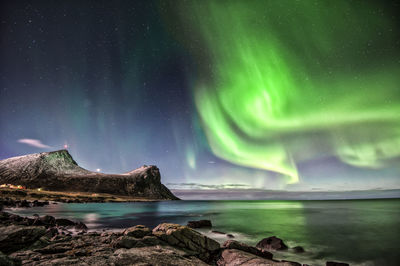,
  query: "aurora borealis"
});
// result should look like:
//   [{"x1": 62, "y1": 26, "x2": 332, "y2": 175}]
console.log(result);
[{"x1": 1, "y1": 0, "x2": 399, "y2": 195}]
